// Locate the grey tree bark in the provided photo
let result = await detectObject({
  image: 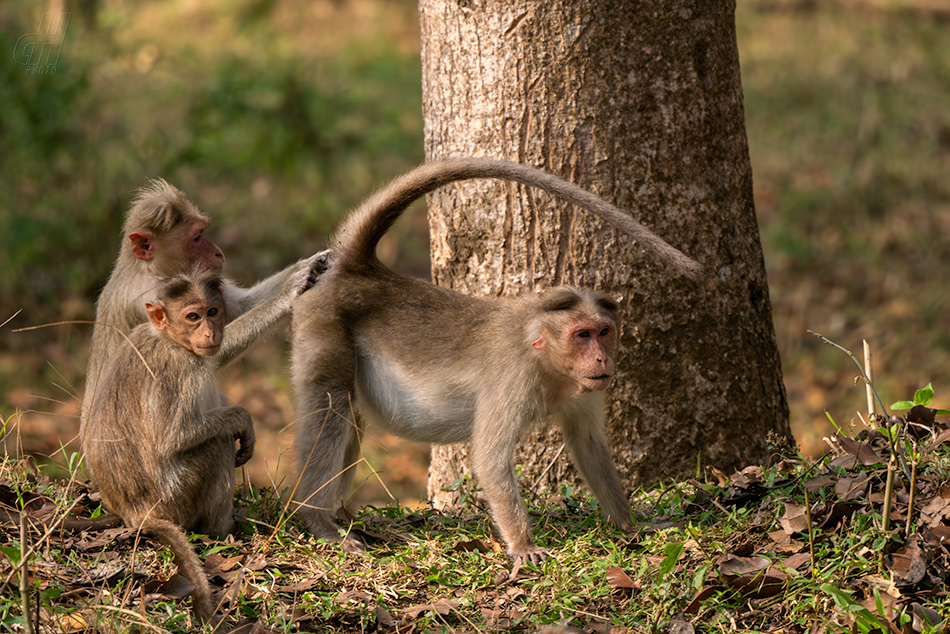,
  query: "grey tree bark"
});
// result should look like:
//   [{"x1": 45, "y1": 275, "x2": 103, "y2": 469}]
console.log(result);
[{"x1": 418, "y1": 0, "x2": 791, "y2": 508}]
